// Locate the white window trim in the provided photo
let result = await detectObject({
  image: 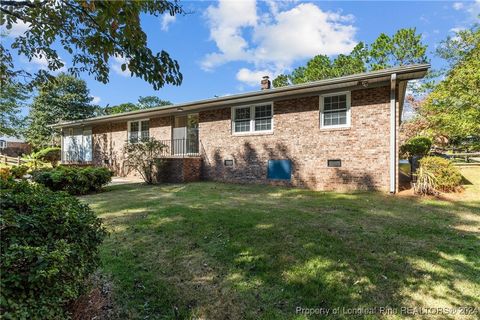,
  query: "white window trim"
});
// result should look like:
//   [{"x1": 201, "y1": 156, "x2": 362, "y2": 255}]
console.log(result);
[
  {"x1": 128, "y1": 118, "x2": 150, "y2": 143},
  {"x1": 231, "y1": 102, "x2": 274, "y2": 135},
  {"x1": 319, "y1": 91, "x2": 351, "y2": 129}
]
